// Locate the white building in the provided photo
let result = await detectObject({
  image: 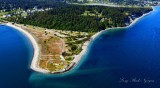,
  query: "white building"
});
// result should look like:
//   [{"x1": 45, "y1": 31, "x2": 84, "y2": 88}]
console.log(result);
[{"x1": 3, "y1": 14, "x2": 11, "y2": 18}]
